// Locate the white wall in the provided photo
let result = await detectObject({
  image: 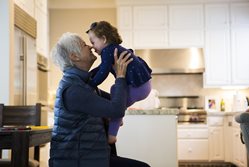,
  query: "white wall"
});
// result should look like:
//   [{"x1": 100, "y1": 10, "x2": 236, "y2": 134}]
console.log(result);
[{"x1": 49, "y1": 8, "x2": 116, "y2": 94}]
